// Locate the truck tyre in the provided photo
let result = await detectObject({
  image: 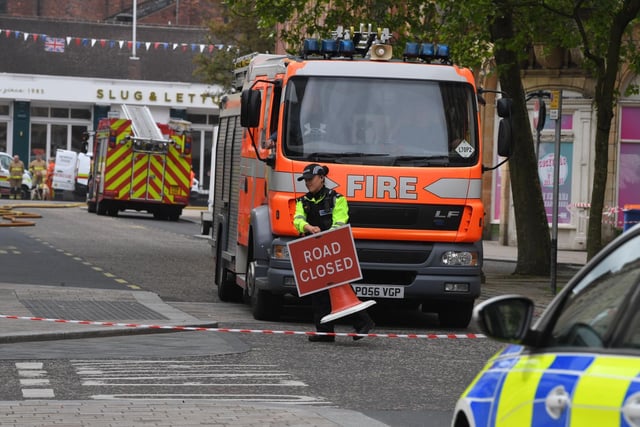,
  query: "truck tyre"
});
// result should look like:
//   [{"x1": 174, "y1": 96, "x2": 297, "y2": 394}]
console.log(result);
[
  {"x1": 96, "y1": 199, "x2": 108, "y2": 215},
  {"x1": 168, "y1": 207, "x2": 181, "y2": 221},
  {"x1": 251, "y1": 288, "x2": 282, "y2": 321},
  {"x1": 215, "y1": 237, "x2": 242, "y2": 302},
  {"x1": 435, "y1": 300, "x2": 474, "y2": 329},
  {"x1": 87, "y1": 201, "x2": 96, "y2": 213}
]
